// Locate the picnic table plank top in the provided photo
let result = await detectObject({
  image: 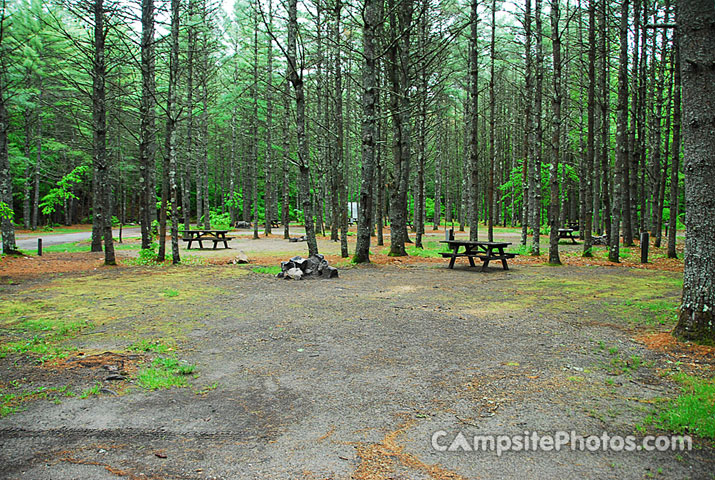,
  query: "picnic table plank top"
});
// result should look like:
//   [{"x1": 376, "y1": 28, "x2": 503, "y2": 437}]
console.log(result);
[{"x1": 439, "y1": 240, "x2": 512, "y2": 246}]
